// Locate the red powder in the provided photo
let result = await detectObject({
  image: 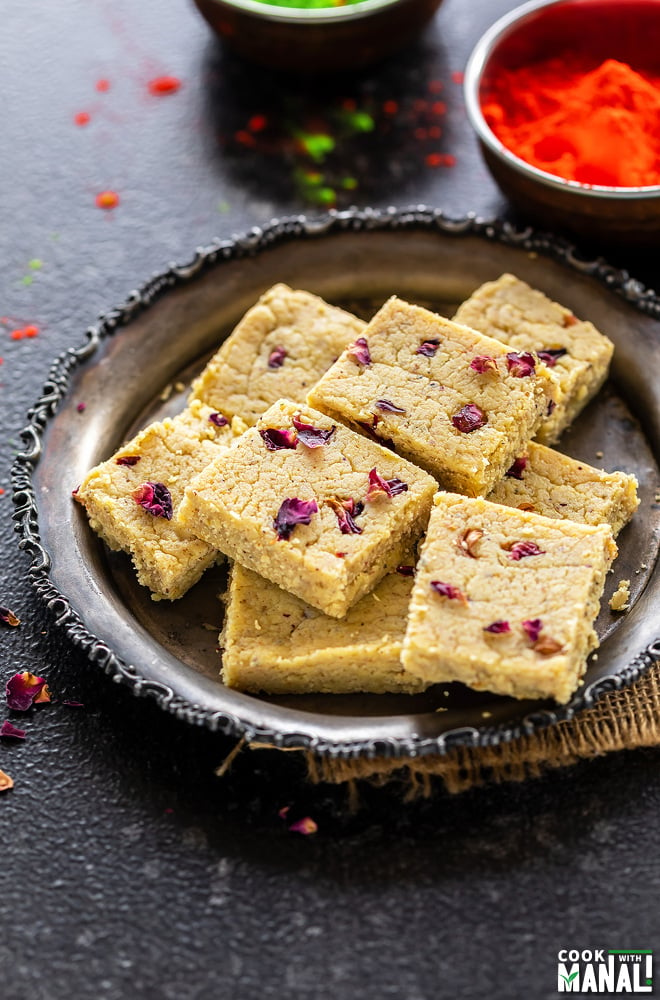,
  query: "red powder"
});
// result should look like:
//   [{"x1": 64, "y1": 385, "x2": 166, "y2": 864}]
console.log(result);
[
  {"x1": 428, "y1": 125, "x2": 442, "y2": 139},
  {"x1": 235, "y1": 130, "x2": 256, "y2": 147},
  {"x1": 24, "y1": 325, "x2": 39, "y2": 338},
  {"x1": 96, "y1": 79, "x2": 110, "y2": 92},
  {"x1": 74, "y1": 111, "x2": 91, "y2": 127},
  {"x1": 10, "y1": 330, "x2": 24, "y2": 340},
  {"x1": 248, "y1": 114, "x2": 267, "y2": 132},
  {"x1": 382, "y1": 100, "x2": 398, "y2": 115},
  {"x1": 432, "y1": 101, "x2": 447, "y2": 116},
  {"x1": 428, "y1": 79, "x2": 444, "y2": 94},
  {"x1": 426, "y1": 152, "x2": 456, "y2": 168},
  {"x1": 482, "y1": 57, "x2": 660, "y2": 187},
  {"x1": 452, "y1": 71, "x2": 464, "y2": 85},
  {"x1": 0, "y1": 488, "x2": 4, "y2": 495},
  {"x1": 147, "y1": 76, "x2": 181, "y2": 96},
  {"x1": 95, "y1": 190, "x2": 119, "y2": 210}
]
